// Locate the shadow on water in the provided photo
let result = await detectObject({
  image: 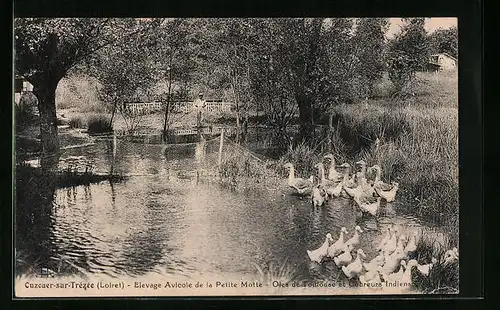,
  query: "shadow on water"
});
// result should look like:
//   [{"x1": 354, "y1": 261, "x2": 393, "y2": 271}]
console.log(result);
[{"x1": 15, "y1": 129, "x2": 454, "y2": 289}]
